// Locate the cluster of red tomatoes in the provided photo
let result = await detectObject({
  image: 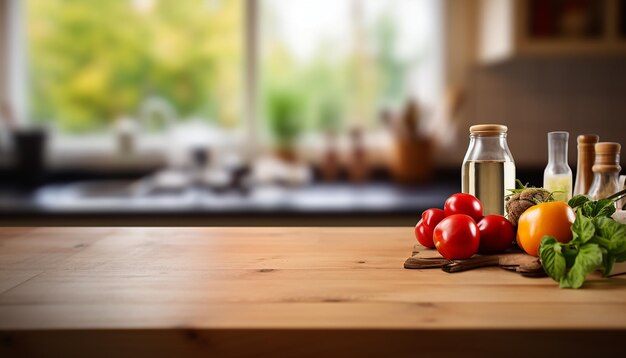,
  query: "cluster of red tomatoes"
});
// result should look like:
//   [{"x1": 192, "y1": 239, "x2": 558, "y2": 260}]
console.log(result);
[{"x1": 414, "y1": 193, "x2": 515, "y2": 259}]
